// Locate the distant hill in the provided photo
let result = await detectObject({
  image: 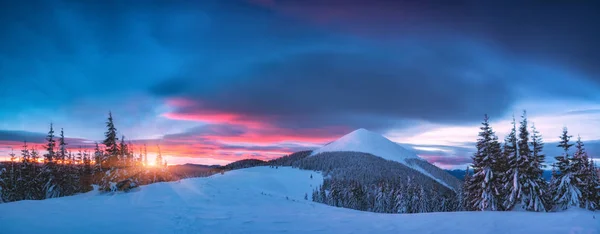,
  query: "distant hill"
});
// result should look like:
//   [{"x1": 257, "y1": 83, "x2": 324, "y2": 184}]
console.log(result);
[
  {"x1": 168, "y1": 163, "x2": 222, "y2": 179},
  {"x1": 268, "y1": 150, "x2": 312, "y2": 166},
  {"x1": 221, "y1": 159, "x2": 267, "y2": 170}
]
